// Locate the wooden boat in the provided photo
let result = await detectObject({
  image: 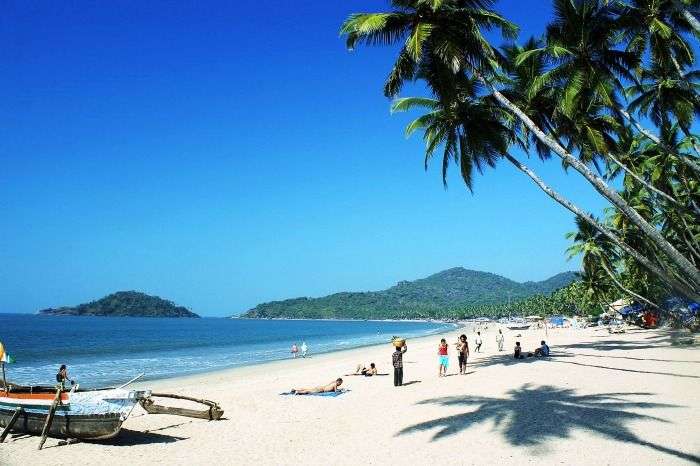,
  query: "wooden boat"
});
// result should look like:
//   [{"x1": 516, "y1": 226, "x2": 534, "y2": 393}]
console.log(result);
[
  {"x1": 505, "y1": 319, "x2": 531, "y2": 330},
  {"x1": 0, "y1": 384, "x2": 150, "y2": 440}
]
